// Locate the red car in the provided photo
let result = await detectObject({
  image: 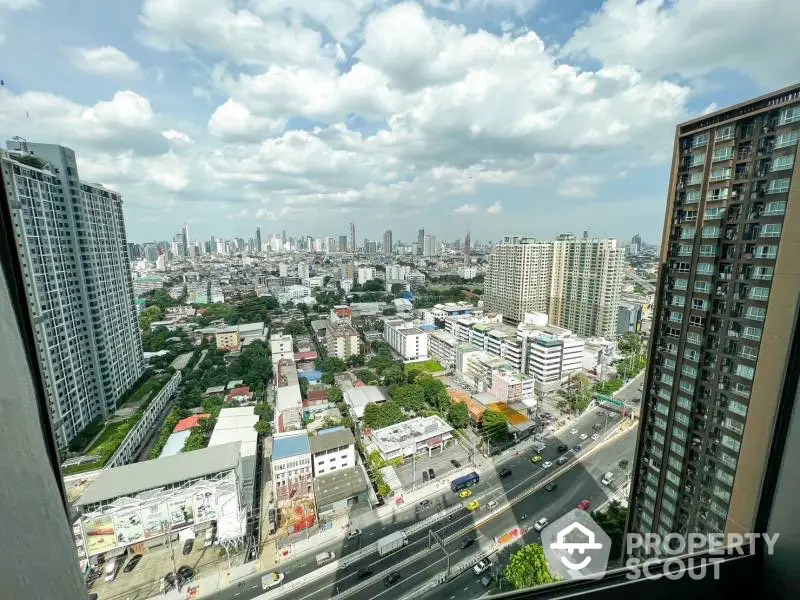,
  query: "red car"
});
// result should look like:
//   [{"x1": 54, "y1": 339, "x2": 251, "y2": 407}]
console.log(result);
[{"x1": 578, "y1": 499, "x2": 591, "y2": 511}]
